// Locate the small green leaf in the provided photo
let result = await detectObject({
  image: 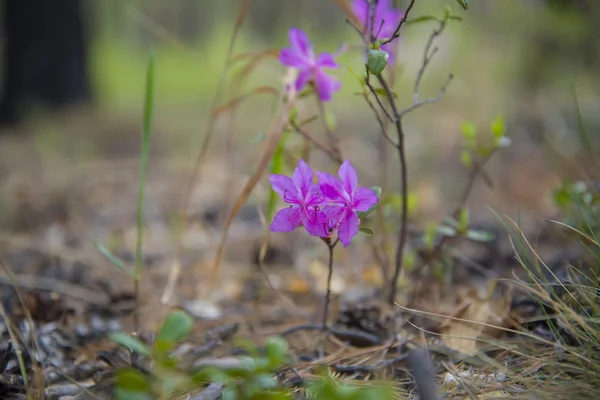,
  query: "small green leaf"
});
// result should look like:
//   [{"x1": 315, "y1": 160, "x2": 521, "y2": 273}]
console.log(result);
[
  {"x1": 459, "y1": 208, "x2": 469, "y2": 231},
  {"x1": 370, "y1": 186, "x2": 382, "y2": 198},
  {"x1": 461, "y1": 121, "x2": 477, "y2": 148},
  {"x1": 424, "y1": 224, "x2": 437, "y2": 248},
  {"x1": 442, "y1": 216, "x2": 460, "y2": 228},
  {"x1": 249, "y1": 131, "x2": 267, "y2": 143},
  {"x1": 359, "y1": 227, "x2": 375, "y2": 236},
  {"x1": 460, "y1": 149, "x2": 472, "y2": 168},
  {"x1": 109, "y1": 332, "x2": 151, "y2": 356},
  {"x1": 356, "y1": 187, "x2": 382, "y2": 219},
  {"x1": 456, "y1": 0, "x2": 468, "y2": 10},
  {"x1": 94, "y1": 242, "x2": 135, "y2": 278},
  {"x1": 436, "y1": 225, "x2": 457, "y2": 237},
  {"x1": 117, "y1": 368, "x2": 152, "y2": 392},
  {"x1": 115, "y1": 389, "x2": 154, "y2": 400},
  {"x1": 374, "y1": 87, "x2": 398, "y2": 98},
  {"x1": 265, "y1": 336, "x2": 288, "y2": 367},
  {"x1": 406, "y1": 15, "x2": 441, "y2": 25},
  {"x1": 465, "y1": 229, "x2": 496, "y2": 242},
  {"x1": 366, "y1": 49, "x2": 389, "y2": 75},
  {"x1": 298, "y1": 115, "x2": 319, "y2": 127},
  {"x1": 491, "y1": 115, "x2": 505, "y2": 139},
  {"x1": 443, "y1": 6, "x2": 452, "y2": 21},
  {"x1": 156, "y1": 310, "x2": 194, "y2": 346}
]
